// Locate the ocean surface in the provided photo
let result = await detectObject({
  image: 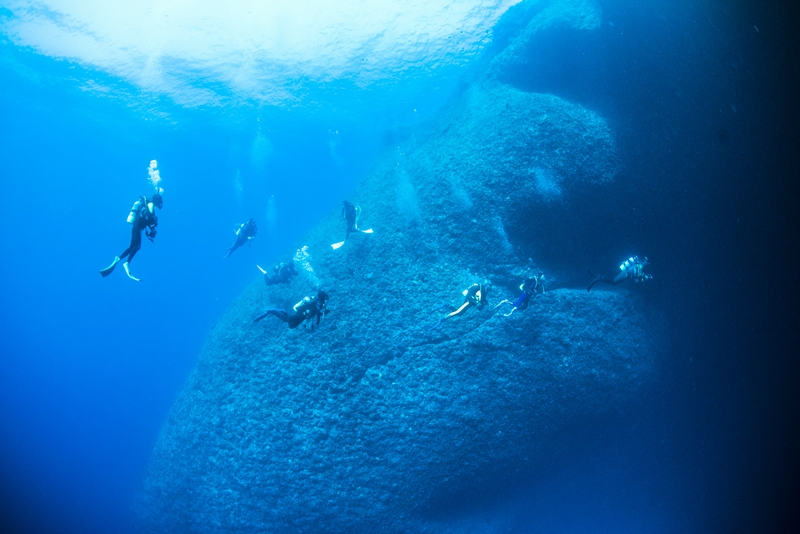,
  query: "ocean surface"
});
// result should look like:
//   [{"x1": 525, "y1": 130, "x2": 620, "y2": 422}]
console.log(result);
[{"x1": 0, "y1": 1, "x2": 797, "y2": 533}]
